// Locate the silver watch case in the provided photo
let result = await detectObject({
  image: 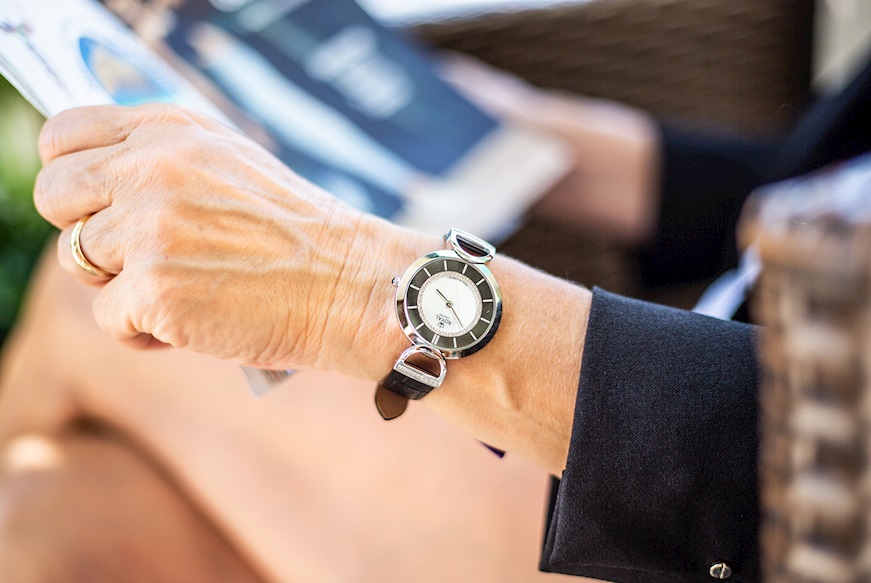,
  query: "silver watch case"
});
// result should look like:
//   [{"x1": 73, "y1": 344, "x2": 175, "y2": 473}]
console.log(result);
[{"x1": 393, "y1": 248, "x2": 502, "y2": 360}]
